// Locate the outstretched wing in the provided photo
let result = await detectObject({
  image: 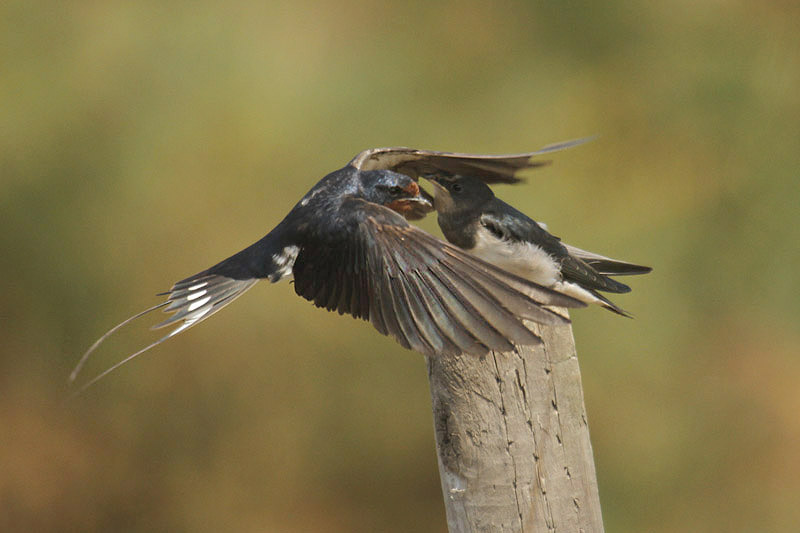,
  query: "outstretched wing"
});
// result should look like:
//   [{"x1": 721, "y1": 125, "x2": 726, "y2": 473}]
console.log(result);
[
  {"x1": 349, "y1": 138, "x2": 591, "y2": 184},
  {"x1": 292, "y1": 199, "x2": 585, "y2": 358}
]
